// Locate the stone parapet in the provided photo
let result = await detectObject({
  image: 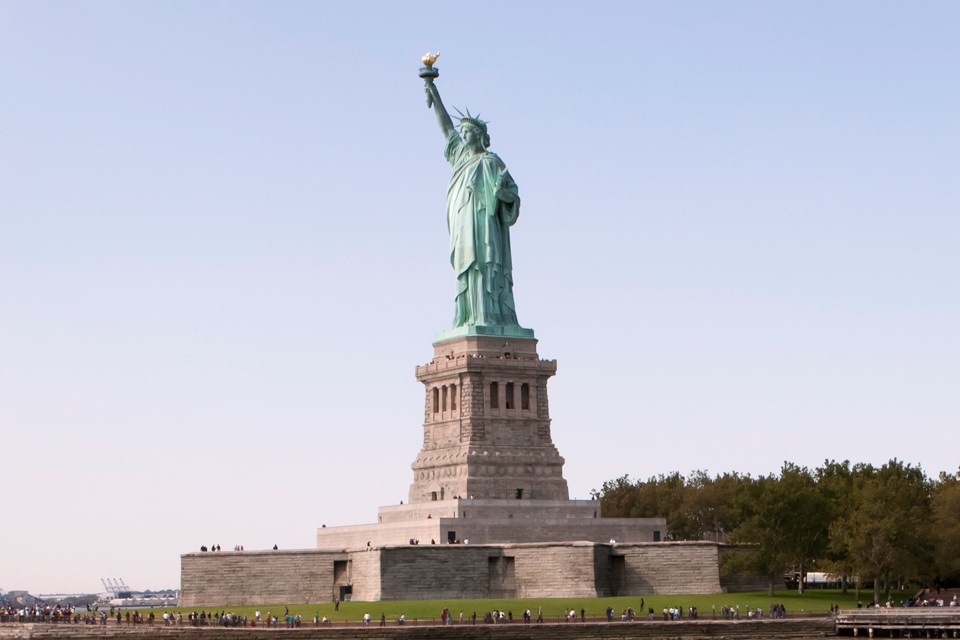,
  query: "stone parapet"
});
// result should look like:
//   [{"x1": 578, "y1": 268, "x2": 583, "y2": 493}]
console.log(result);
[
  {"x1": 317, "y1": 520, "x2": 444, "y2": 549},
  {"x1": 416, "y1": 354, "x2": 557, "y2": 378},
  {"x1": 378, "y1": 498, "x2": 599, "y2": 523},
  {"x1": 429, "y1": 518, "x2": 665, "y2": 546},
  {"x1": 318, "y1": 500, "x2": 665, "y2": 548},
  {"x1": 429, "y1": 335, "x2": 542, "y2": 360}
]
